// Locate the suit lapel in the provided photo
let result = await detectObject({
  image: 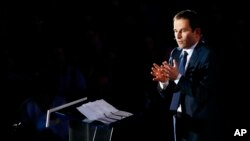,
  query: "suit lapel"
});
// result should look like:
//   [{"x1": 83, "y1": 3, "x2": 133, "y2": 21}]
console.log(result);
[
  {"x1": 172, "y1": 47, "x2": 182, "y2": 64},
  {"x1": 186, "y1": 42, "x2": 202, "y2": 73}
]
